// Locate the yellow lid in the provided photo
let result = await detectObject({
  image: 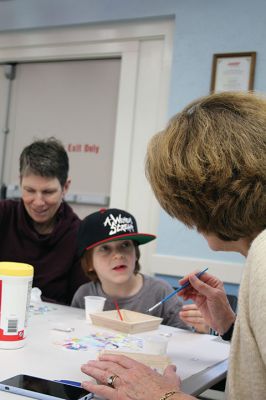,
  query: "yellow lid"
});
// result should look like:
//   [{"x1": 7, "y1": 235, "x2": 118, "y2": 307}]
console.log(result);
[{"x1": 0, "y1": 262, "x2": 34, "y2": 277}]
